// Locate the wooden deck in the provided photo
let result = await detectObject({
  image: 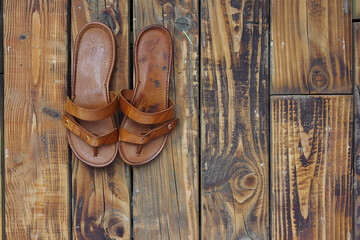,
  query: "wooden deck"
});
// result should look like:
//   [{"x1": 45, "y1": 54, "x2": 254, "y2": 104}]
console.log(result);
[{"x1": 0, "y1": 0, "x2": 358, "y2": 239}]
